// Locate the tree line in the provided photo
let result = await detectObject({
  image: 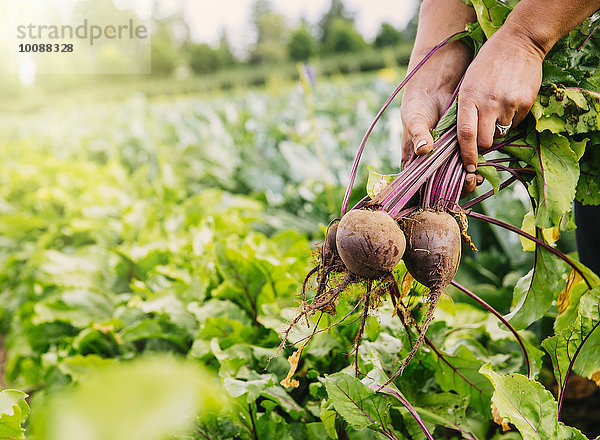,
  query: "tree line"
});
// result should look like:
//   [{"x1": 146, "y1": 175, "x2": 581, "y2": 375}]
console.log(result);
[{"x1": 151, "y1": 0, "x2": 417, "y2": 76}]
